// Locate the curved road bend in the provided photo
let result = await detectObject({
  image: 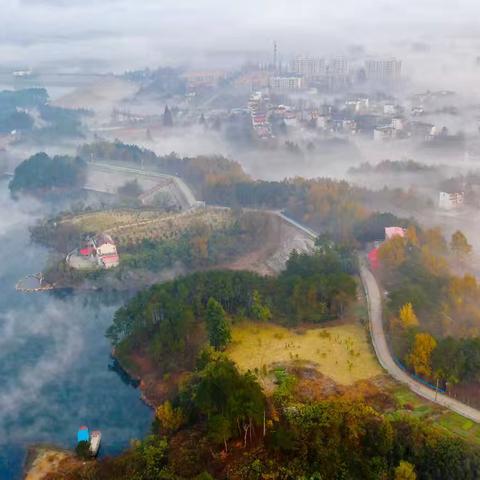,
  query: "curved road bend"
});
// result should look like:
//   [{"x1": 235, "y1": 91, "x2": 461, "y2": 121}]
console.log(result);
[
  {"x1": 76, "y1": 165, "x2": 480, "y2": 424},
  {"x1": 275, "y1": 212, "x2": 480, "y2": 423},
  {"x1": 360, "y1": 261, "x2": 480, "y2": 423}
]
